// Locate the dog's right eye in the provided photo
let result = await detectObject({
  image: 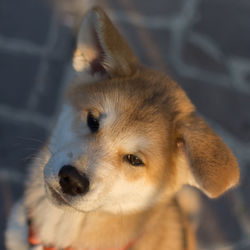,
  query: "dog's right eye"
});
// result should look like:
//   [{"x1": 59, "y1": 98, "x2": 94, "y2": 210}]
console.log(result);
[
  {"x1": 124, "y1": 154, "x2": 144, "y2": 167},
  {"x1": 87, "y1": 112, "x2": 99, "y2": 133}
]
